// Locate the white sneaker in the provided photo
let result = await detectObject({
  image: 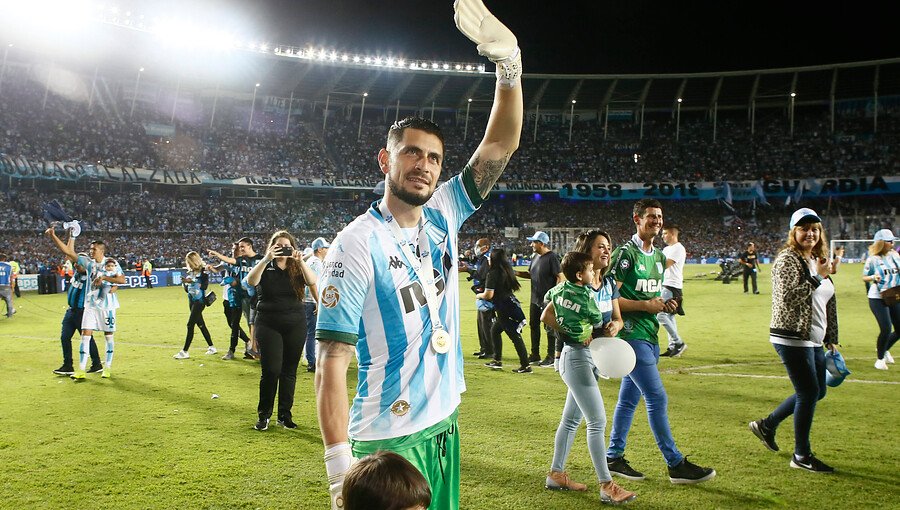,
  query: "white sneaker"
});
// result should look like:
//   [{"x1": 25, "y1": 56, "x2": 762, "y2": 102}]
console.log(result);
[
  {"x1": 885, "y1": 351, "x2": 895, "y2": 364},
  {"x1": 875, "y1": 358, "x2": 888, "y2": 370},
  {"x1": 174, "y1": 350, "x2": 190, "y2": 359},
  {"x1": 206, "y1": 346, "x2": 218, "y2": 355}
]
